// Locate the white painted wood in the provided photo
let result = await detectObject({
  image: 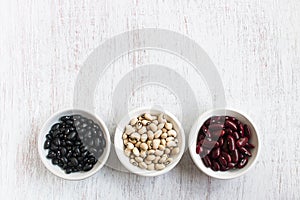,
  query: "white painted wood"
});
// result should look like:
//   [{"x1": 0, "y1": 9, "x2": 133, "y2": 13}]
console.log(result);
[{"x1": 0, "y1": 0, "x2": 300, "y2": 199}]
